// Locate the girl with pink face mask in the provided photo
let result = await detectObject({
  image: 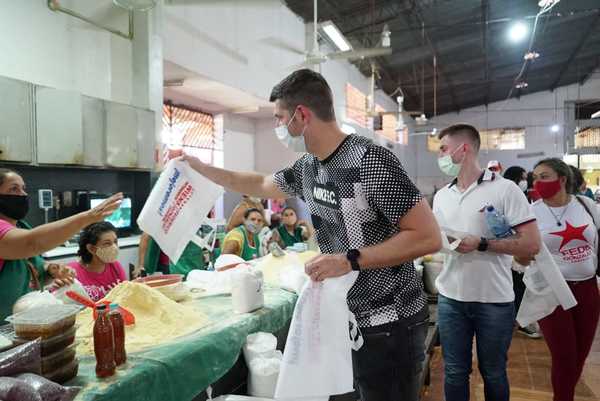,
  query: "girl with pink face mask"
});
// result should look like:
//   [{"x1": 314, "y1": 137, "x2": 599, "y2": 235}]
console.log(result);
[{"x1": 68, "y1": 222, "x2": 126, "y2": 301}]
